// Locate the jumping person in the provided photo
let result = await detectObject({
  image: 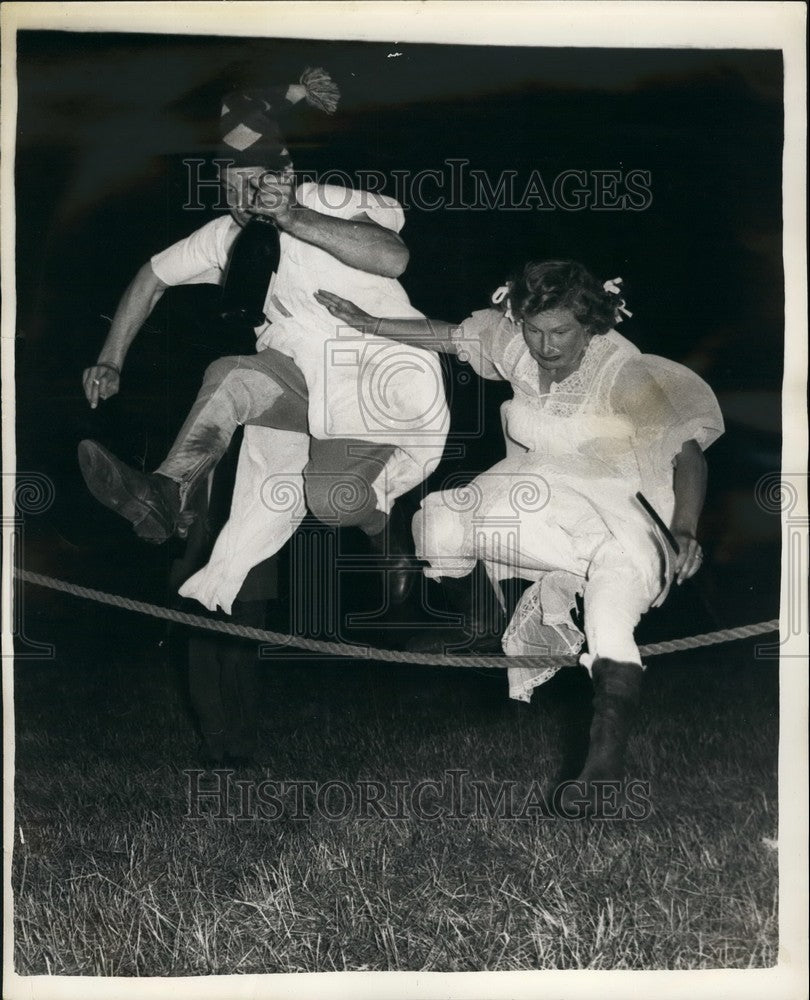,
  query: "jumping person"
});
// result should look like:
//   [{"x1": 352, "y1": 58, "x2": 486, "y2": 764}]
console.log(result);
[
  {"x1": 315, "y1": 260, "x2": 724, "y2": 794},
  {"x1": 79, "y1": 72, "x2": 449, "y2": 616}
]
